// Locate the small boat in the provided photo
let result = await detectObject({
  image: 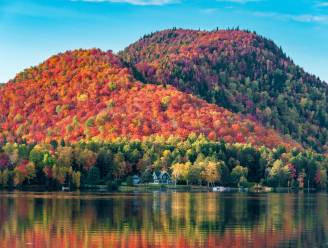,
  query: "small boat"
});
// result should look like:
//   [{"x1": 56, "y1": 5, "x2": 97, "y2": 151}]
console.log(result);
[{"x1": 213, "y1": 186, "x2": 227, "y2": 192}]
